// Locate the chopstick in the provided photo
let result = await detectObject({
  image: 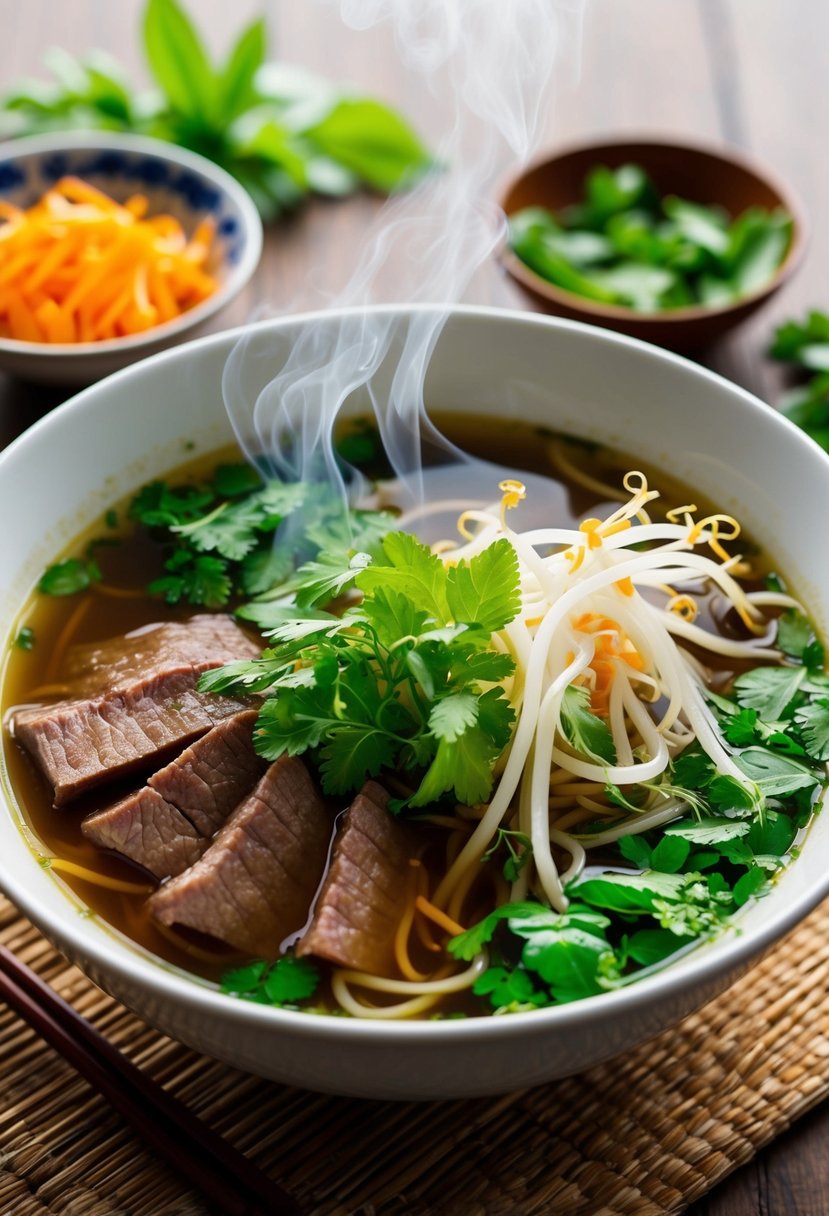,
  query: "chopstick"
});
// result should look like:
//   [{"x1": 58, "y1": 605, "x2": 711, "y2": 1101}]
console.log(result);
[{"x1": 0, "y1": 942, "x2": 301, "y2": 1216}]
